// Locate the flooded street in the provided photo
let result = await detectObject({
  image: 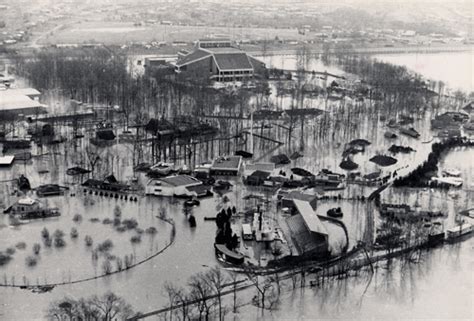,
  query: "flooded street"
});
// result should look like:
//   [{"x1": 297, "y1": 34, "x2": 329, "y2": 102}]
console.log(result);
[{"x1": 1, "y1": 50, "x2": 472, "y2": 320}]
